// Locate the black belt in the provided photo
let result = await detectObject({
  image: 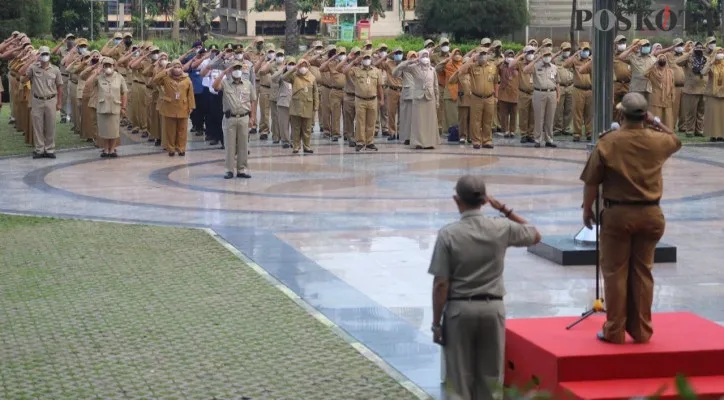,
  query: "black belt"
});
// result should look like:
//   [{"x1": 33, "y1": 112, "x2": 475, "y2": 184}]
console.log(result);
[
  {"x1": 134, "y1": 80, "x2": 145, "y2": 84},
  {"x1": 34, "y1": 94, "x2": 57, "y2": 100},
  {"x1": 560, "y1": 83, "x2": 572, "y2": 87},
  {"x1": 448, "y1": 295, "x2": 503, "y2": 302},
  {"x1": 332, "y1": 87, "x2": 344, "y2": 91},
  {"x1": 260, "y1": 84, "x2": 271, "y2": 88},
  {"x1": 604, "y1": 199, "x2": 660, "y2": 207},
  {"x1": 575, "y1": 86, "x2": 592, "y2": 91},
  {"x1": 534, "y1": 88, "x2": 556, "y2": 92},
  {"x1": 345, "y1": 92, "x2": 355, "y2": 97},
  {"x1": 385, "y1": 85, "x2": 402, "y2": 91},
  {"x1": 224, "y1": 111, "x2": 250, "y2": 119},
  {"x1": 61, "y1": 73, "x2": 69, "y2": 77},
  {"x1": 675, "y1": 84, "x2": 684, "y2": 88},
  {"x1": 320, "y1": 83, "x2": 333, "y2": 89},
  {"x1": 355, "y1": 95, "x2": 377, "y2": 100},
  {"x1": 146, "y1": 85, "x2": 153, "y2": 89},
  {"x1": 519, "y1": 89, "x2": 533, "y2": 95},
  {"x1": 472, "y1": 92, "x2": 493, "y2": 99},
  {"x1": 70, "y1": 80, "x2": 78, "y2": 84},
  {"x1": 615, "y1": 79, "x2": 631, "y2": 84}
]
